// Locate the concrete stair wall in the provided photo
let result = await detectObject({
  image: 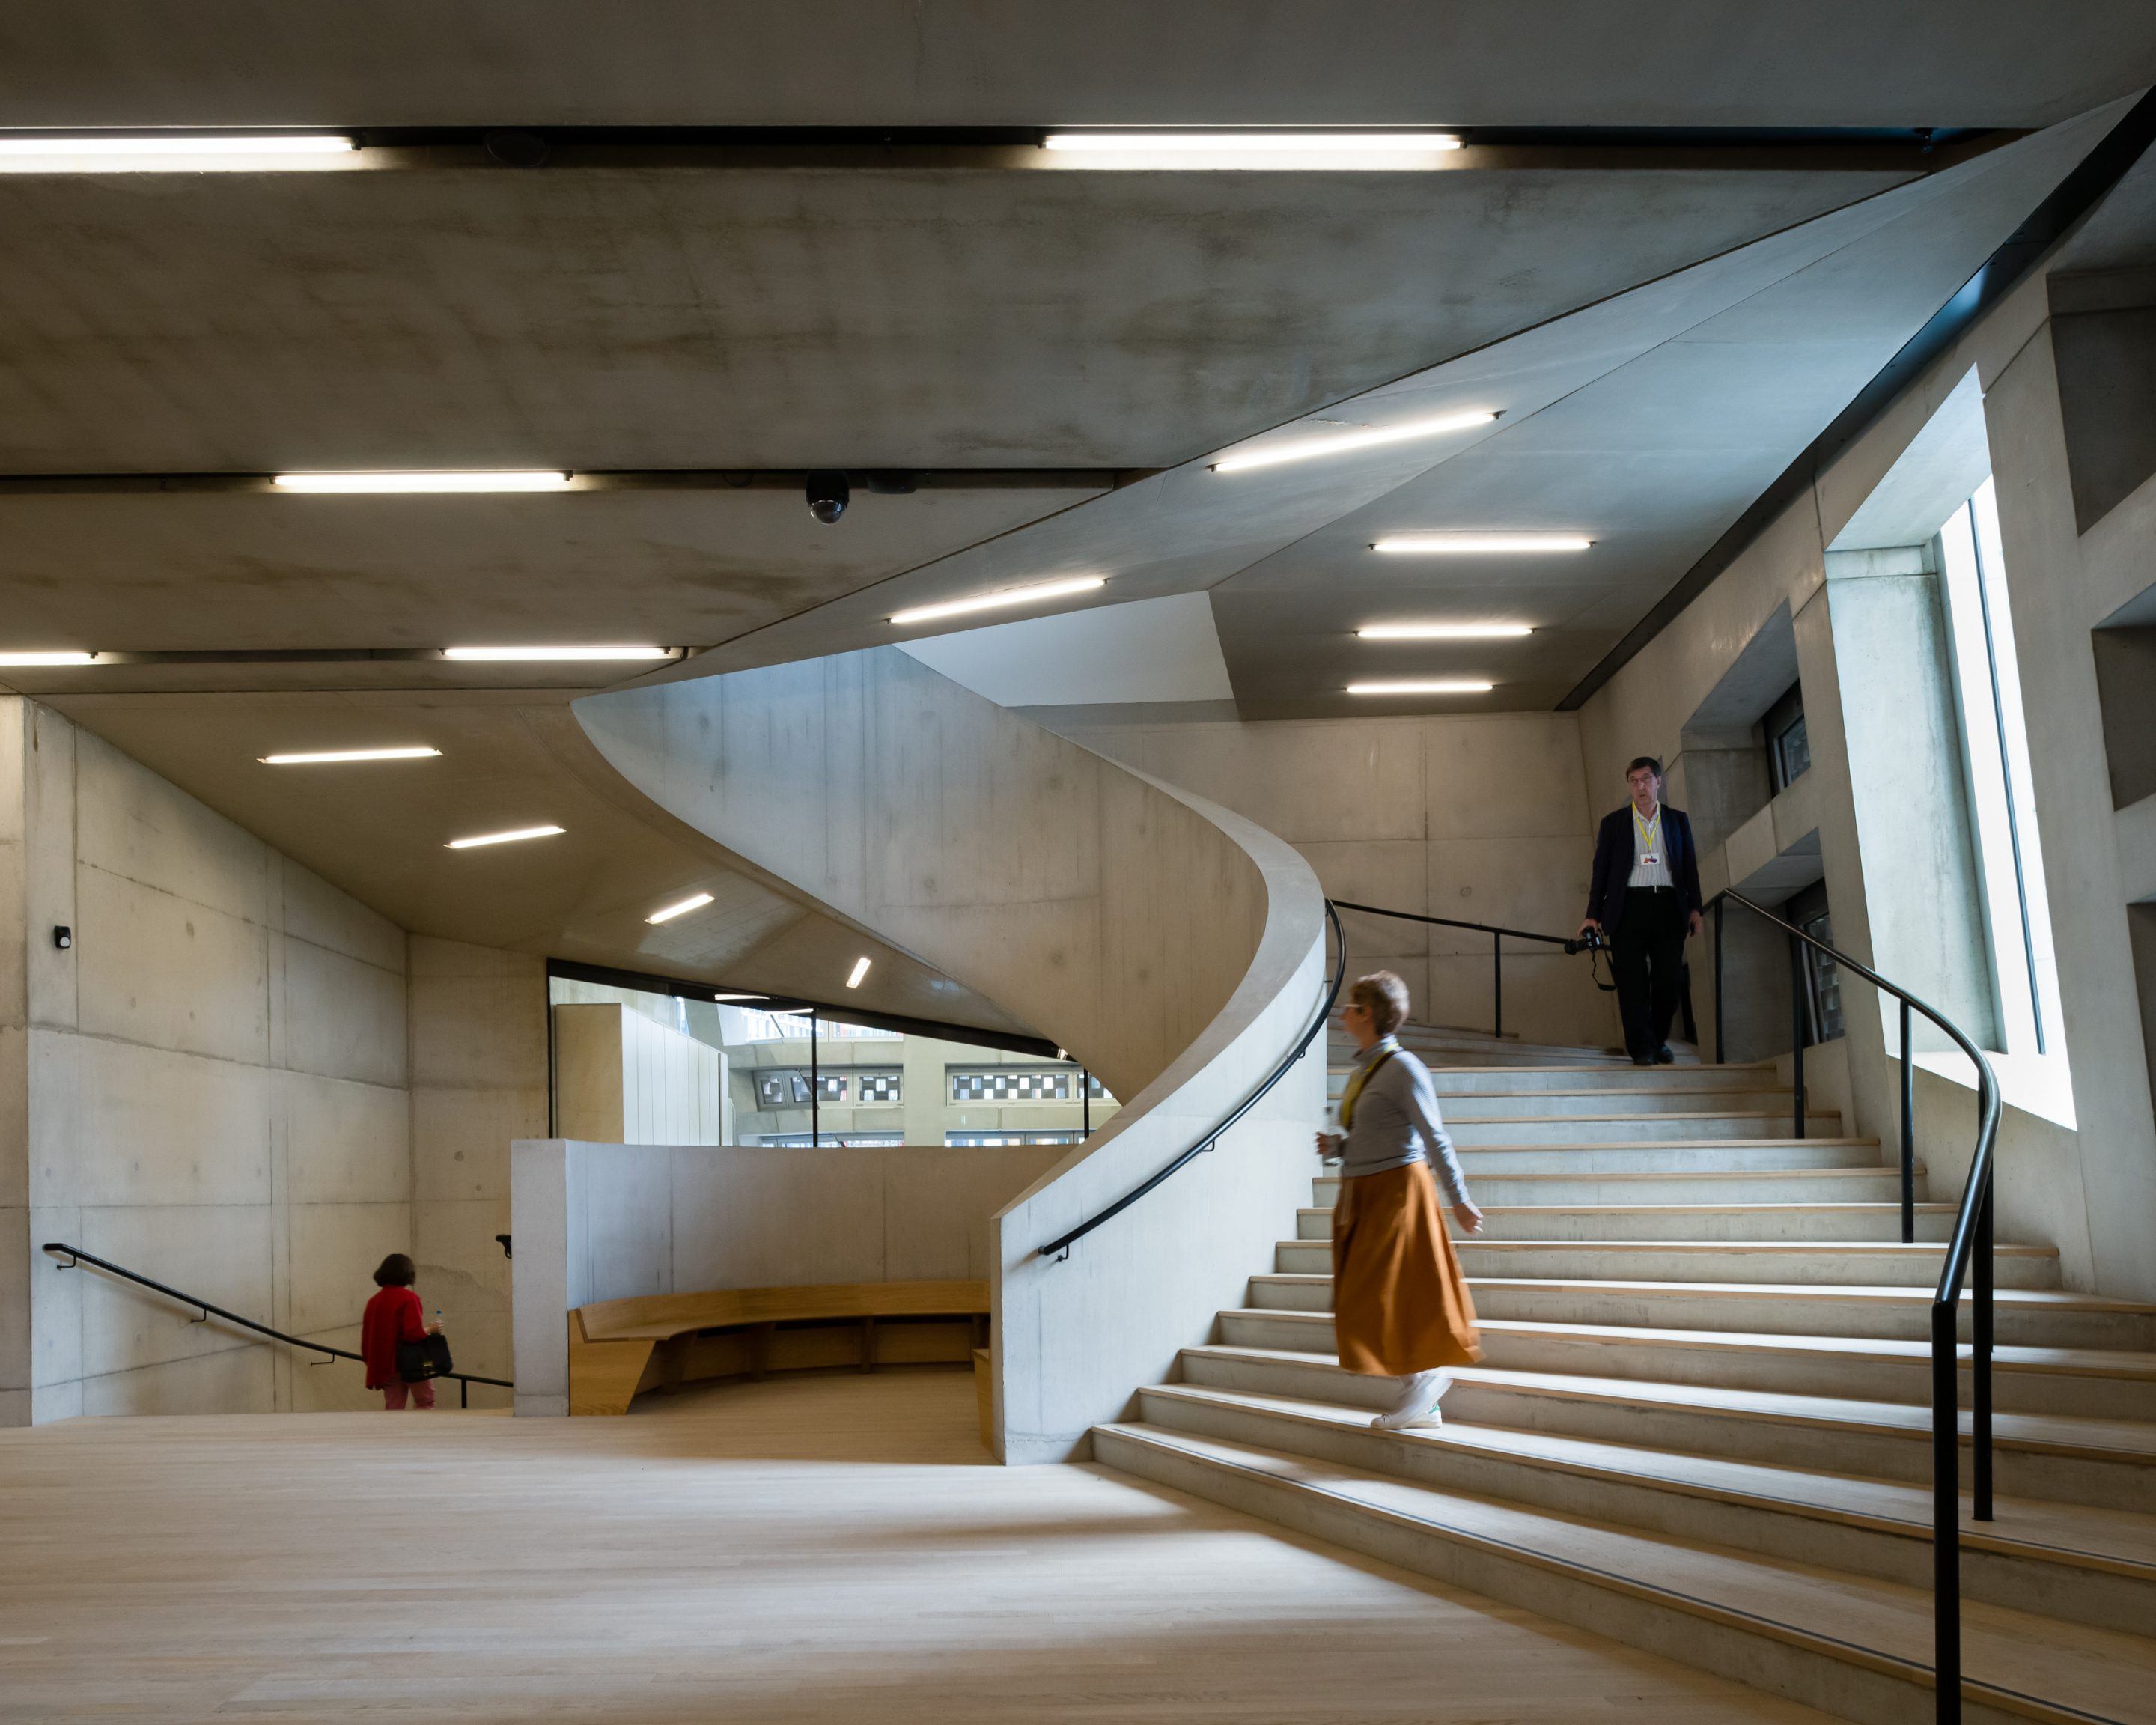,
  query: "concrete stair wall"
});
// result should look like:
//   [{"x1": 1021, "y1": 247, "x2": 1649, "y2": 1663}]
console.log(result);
[{"x1": 1093, "y1": 1042, "x2": 2156, "y2": 1725}]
